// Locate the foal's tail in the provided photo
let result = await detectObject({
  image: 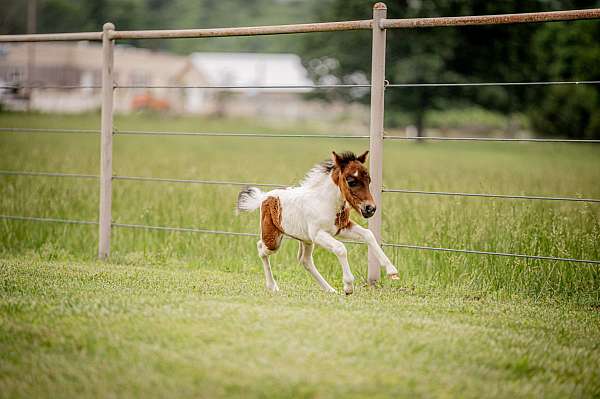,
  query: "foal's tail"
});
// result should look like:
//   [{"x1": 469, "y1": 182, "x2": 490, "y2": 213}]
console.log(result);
[{"x1": 237, "y1": 187, "x2": 265, "y2": 213}]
